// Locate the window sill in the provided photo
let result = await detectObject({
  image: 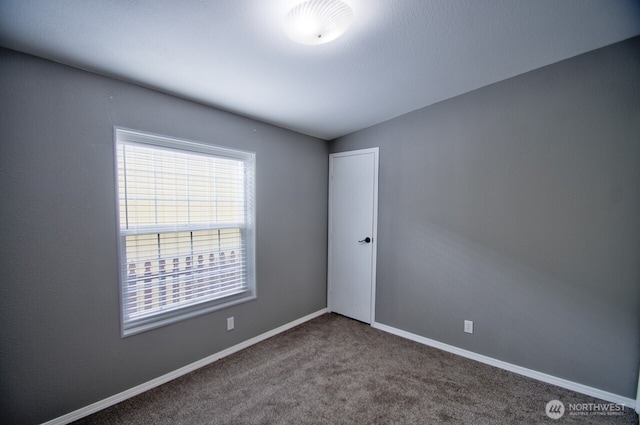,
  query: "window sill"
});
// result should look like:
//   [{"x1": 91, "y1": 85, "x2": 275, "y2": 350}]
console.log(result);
[{"x1": 122, "y1": 291, "x2": 256, "y2": 337}]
